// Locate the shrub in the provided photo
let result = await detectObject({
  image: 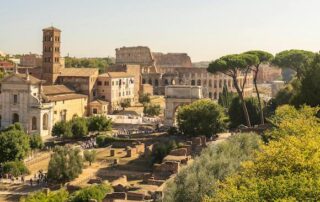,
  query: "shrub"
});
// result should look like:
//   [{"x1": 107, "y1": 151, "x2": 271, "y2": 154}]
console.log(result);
[
  {"x1": 2, "y1": 161, "x2": 30, "y2": 177},
  {"x1": 83, "y1": 150, "x2": 97, "y2": 166},
  {"x1": 20, "y1": 189, "x2": 69, "y2": 202},
  {"x1": 143, "y1": 104, "x2": 161, "y2": 117},
  {"x1": 139, "y1": 93, "x2": 151, "y2": 104},
  {"x1": 164, "y1": 133, "x2": 261, "y2": 202},
  {"x1": 52, "y1": 121, "x2": 73, "y2": 138},
  {"x1": 29, "y1": 134, "x2": 43, "y2": 150},
  {"x1": 71, "y1": 118, "x2": 88, "y2": 138},
  {"x1": 88, "y1": 116, "x2": 112, "y2": 132},
  {"x1": 70, "y1": 183, "x2": 113, "y2": 202},
  {"x1": 151, "y1": 140, "x2": 177, "y2": 165},
  {"x1": 47, "y1": 146, "x2": 83, "y2": 183}
]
